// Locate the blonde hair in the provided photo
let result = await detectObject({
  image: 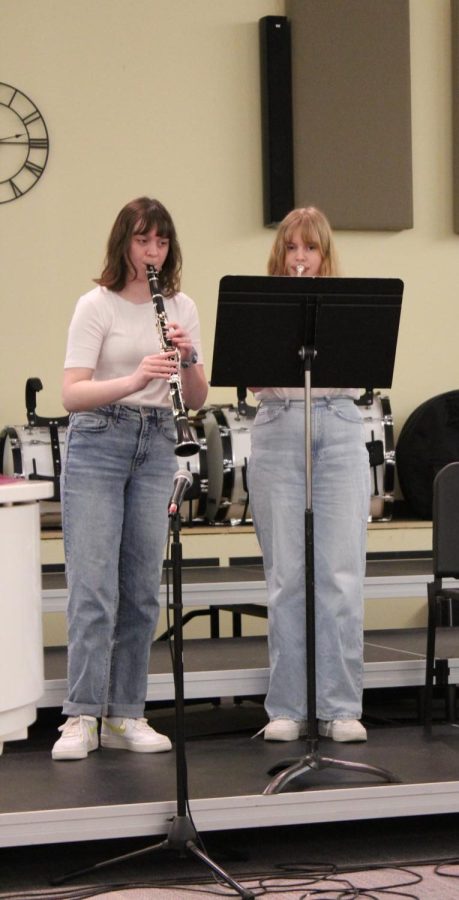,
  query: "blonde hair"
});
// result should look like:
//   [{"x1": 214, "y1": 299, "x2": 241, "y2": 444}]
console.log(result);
[{"x1": 268, "y1": 207, "x2": 339, "y2": 277}]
